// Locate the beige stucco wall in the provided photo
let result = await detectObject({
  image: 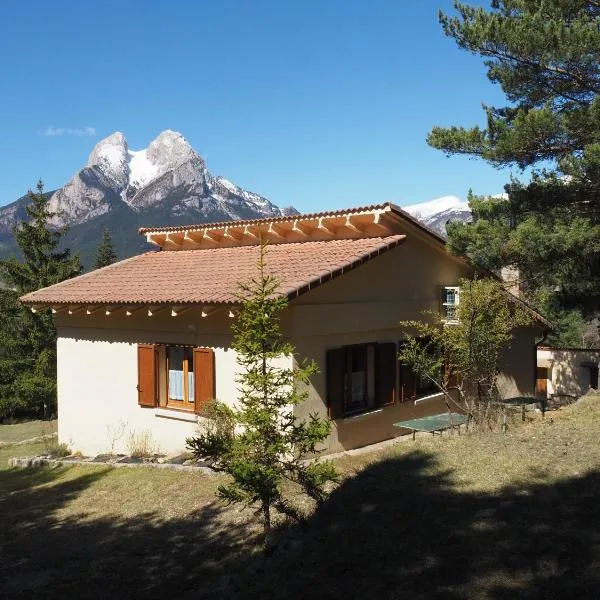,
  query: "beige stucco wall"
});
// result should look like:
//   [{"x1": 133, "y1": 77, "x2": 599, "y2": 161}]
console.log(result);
[
  {"x1": 287, "y1": 238, "x2": 539, "y2": 452},
  {"x1": 55, "y1": 310, "x2": 291, "y2": 456},
  {"x1": 496, "y1": 327, "x2": 537, "y2": 400},
  {"x1": 54, "y1": 227, "x2": 540, "y2": 456},
  {"x1": 537, "y1": 347, "x2": 600, "y2": 397}
]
